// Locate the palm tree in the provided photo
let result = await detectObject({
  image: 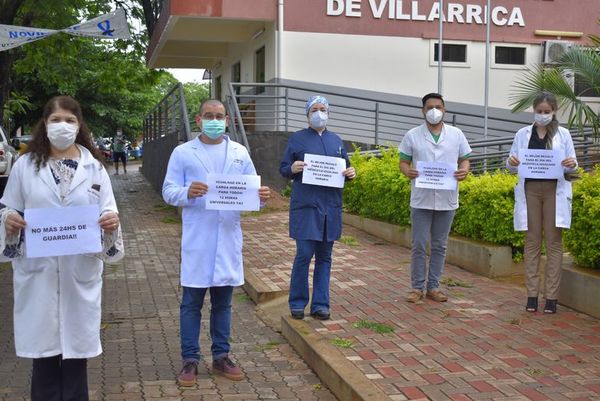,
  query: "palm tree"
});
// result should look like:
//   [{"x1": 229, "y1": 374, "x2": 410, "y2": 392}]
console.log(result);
[{"x1": 510, "y1": 29, "x2": 600, "y2": 138}]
